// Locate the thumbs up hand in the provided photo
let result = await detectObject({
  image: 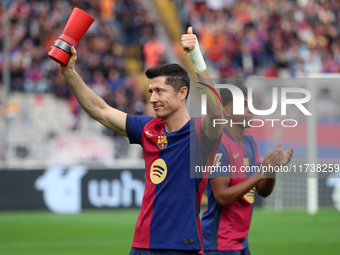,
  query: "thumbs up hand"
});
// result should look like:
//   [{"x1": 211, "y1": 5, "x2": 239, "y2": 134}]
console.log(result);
[
  {"x1": 181, "y1": 26, "x2": 196, "y2": 53},
  {"x1": 187, "y1": 26, "x2": 193, "y2": 34},
  {"x1": 181, "y1": 26, "x2": 207, "y2": 73}
]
